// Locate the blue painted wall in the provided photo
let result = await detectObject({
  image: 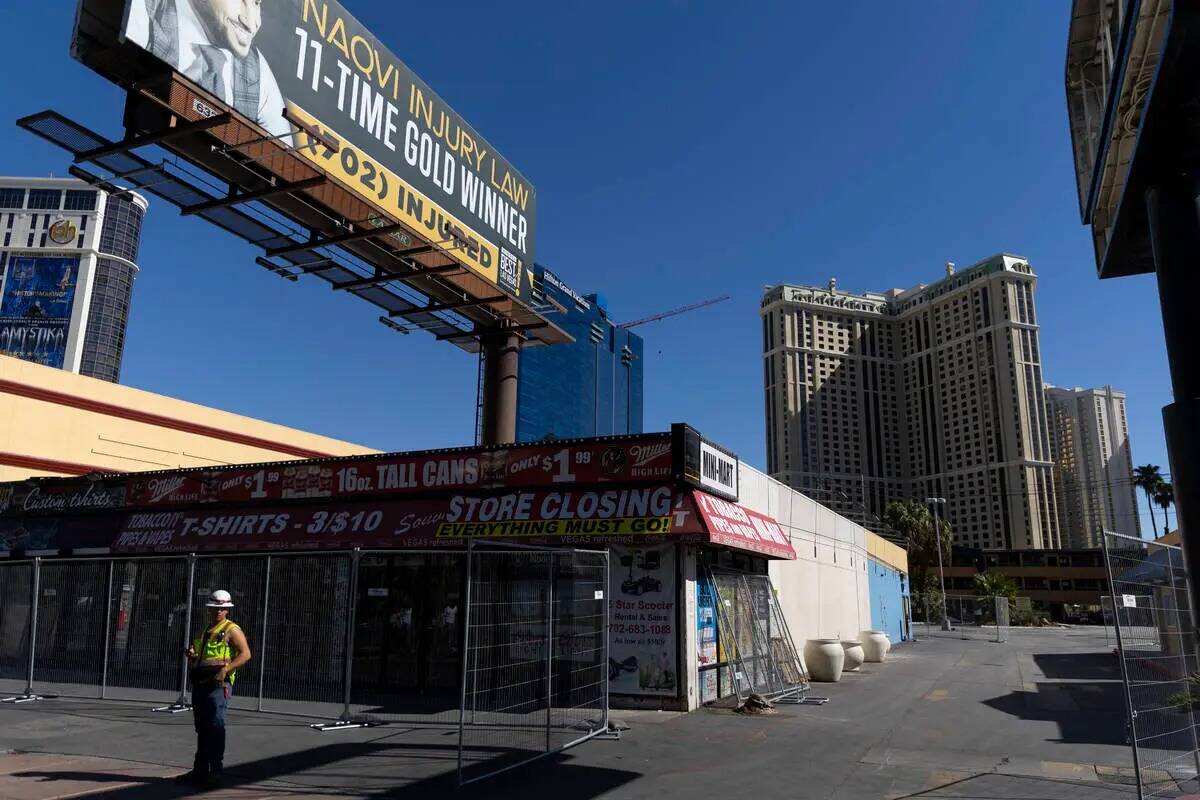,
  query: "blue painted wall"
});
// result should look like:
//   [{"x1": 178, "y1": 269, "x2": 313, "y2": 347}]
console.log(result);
[{"x1": 868, "y1": 559, "x2": 910, "y2": 642}]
